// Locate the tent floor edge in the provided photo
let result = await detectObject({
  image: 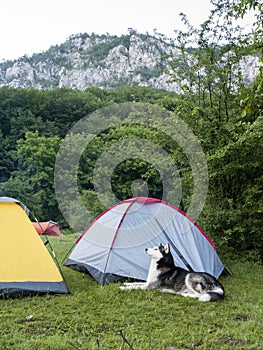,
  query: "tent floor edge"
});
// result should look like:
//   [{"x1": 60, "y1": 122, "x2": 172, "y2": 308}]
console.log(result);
[{"x1": 0, "y1": 281, "x2": 69, "y2": 298}]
